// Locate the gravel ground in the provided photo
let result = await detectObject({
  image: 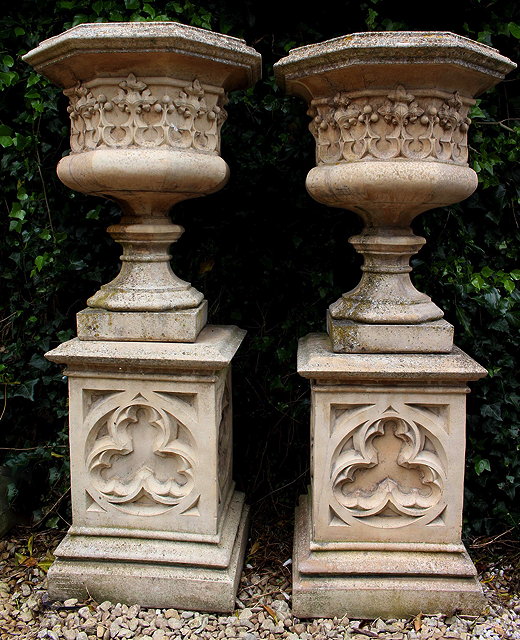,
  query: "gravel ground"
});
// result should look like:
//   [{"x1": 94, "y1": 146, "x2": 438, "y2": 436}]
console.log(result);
[{"x1": 1, "y1": 530, "x2": 519, "y2": 640}]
